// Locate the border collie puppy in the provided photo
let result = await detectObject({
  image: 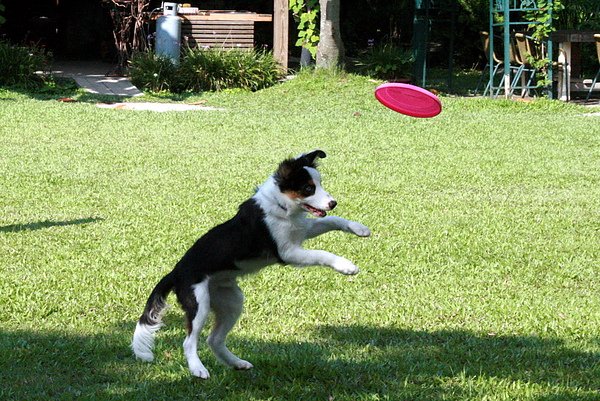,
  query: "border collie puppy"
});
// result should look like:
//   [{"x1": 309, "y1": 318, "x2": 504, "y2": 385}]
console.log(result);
[{"x1": 131, "y1": 150, "x2": 371, "y2": 378}]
